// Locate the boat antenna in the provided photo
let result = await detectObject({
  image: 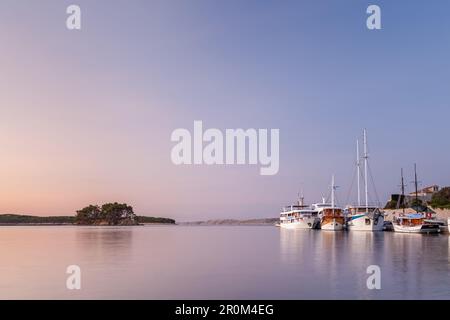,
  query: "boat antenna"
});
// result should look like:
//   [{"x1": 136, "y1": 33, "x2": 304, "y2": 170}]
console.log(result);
[
  {"x1": 356, "y1": 139, "x2": 361, "y2": 206},
  {"x1": 298, "y1": 189, "x2": 304, "y2": 206},
  {"x1": 363, "y1": 129, "x2": 369, "y2": 213}
]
